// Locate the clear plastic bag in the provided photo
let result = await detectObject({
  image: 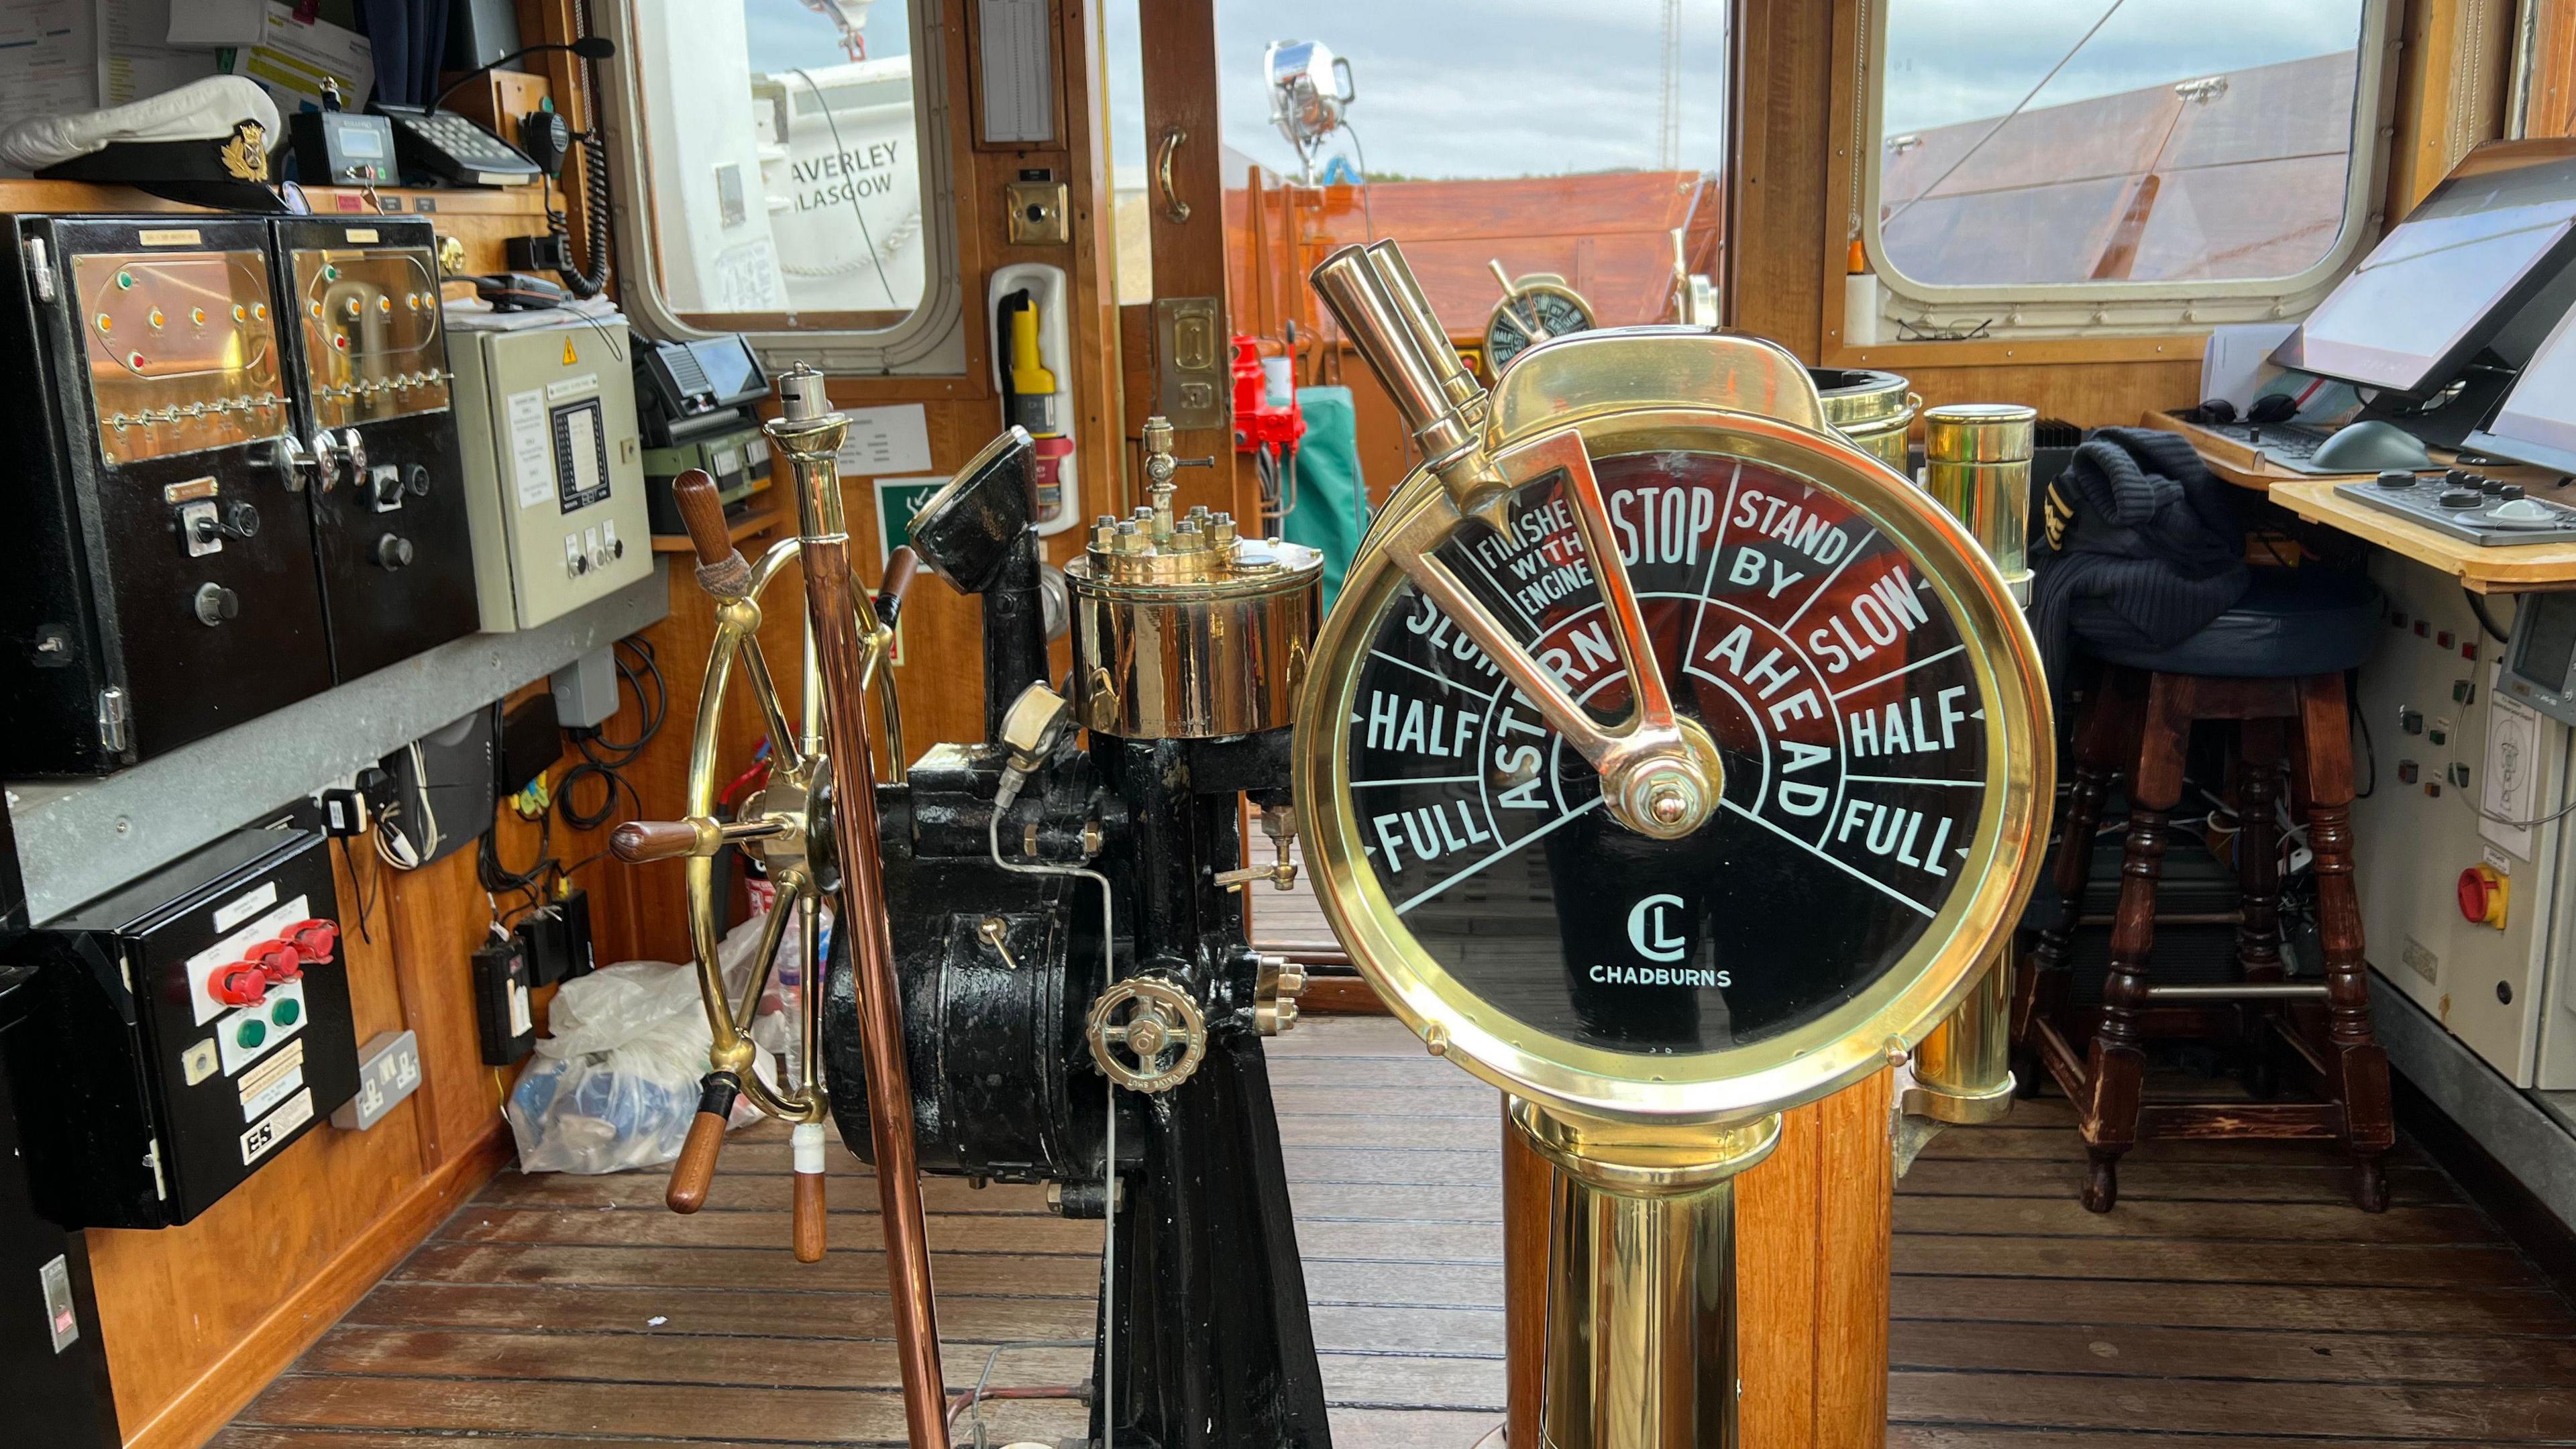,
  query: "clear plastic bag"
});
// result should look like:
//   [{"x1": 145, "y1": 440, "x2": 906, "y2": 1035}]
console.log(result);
[{"x1": 504, "y1": 908, "x2": 818, "y2": 1175}]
